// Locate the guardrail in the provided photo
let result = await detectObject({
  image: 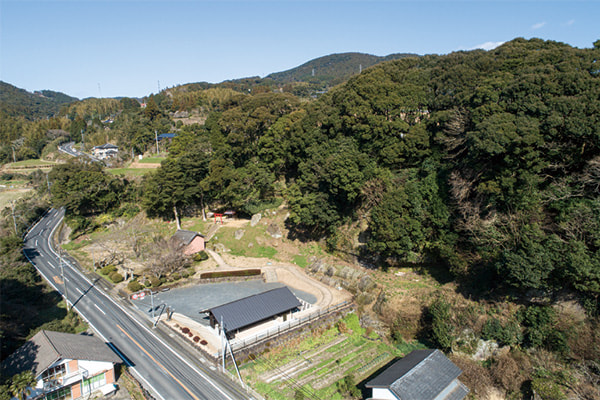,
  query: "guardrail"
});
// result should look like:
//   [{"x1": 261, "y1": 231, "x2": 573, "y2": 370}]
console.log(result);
[{"x1": 230, "y1": 301, "x2": 353, "y2": 351}]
